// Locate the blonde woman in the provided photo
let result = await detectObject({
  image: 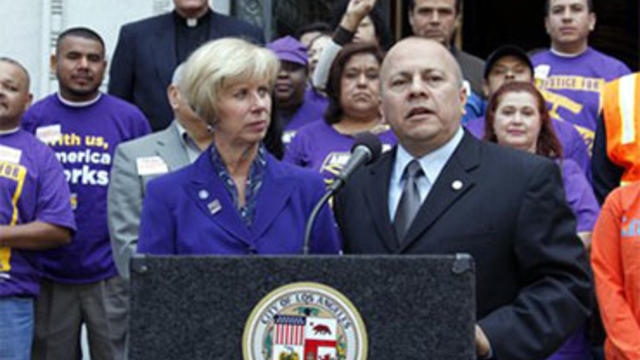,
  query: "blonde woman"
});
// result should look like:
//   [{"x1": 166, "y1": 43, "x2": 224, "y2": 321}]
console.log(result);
[{"x1": 138, "y1": 38, "x2": 340, "y2": 255}]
